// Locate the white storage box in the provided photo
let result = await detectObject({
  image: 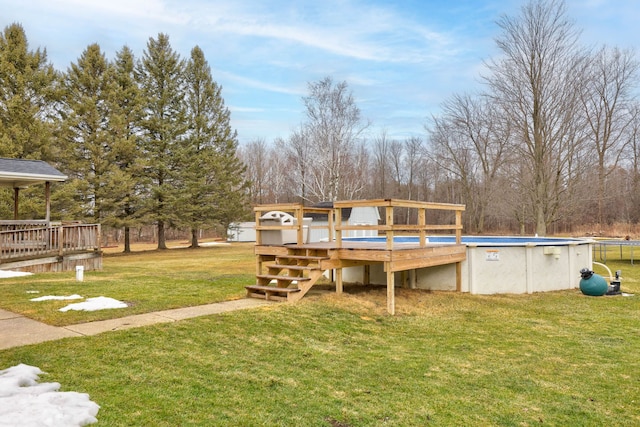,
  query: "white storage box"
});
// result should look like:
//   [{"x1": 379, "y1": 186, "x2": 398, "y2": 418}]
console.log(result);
[{"x1": 259, "y1": 211, "x2": 311, "y2": 245}]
